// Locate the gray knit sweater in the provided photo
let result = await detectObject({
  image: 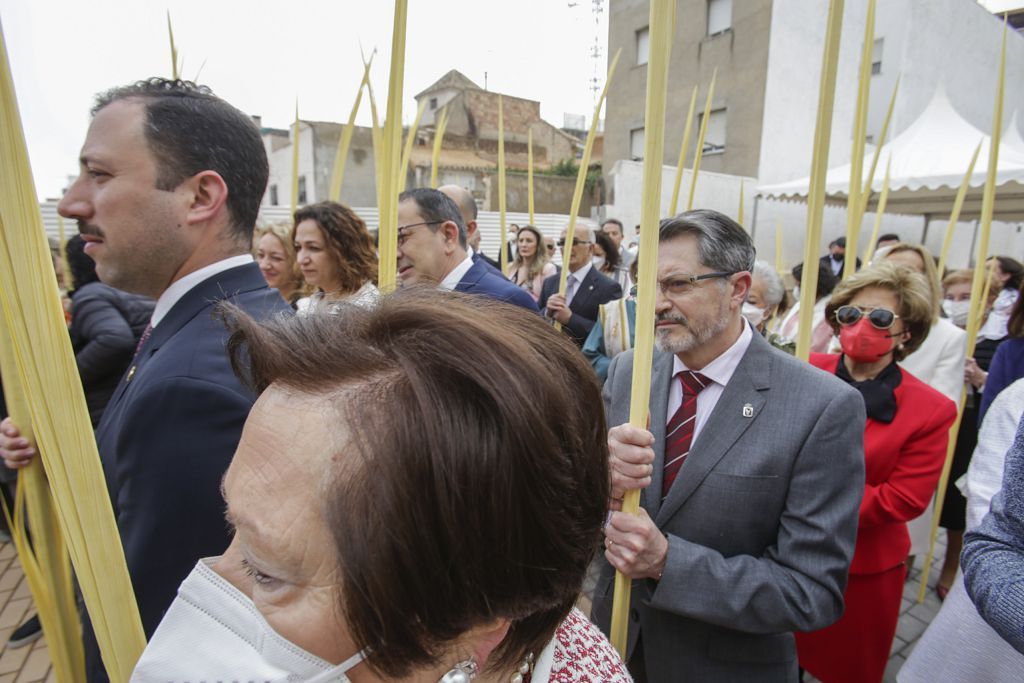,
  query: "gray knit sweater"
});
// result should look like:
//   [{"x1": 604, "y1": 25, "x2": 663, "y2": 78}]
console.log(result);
[{"x1": 963, "y1": 408, "x2": 1024, "y2": 654}]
